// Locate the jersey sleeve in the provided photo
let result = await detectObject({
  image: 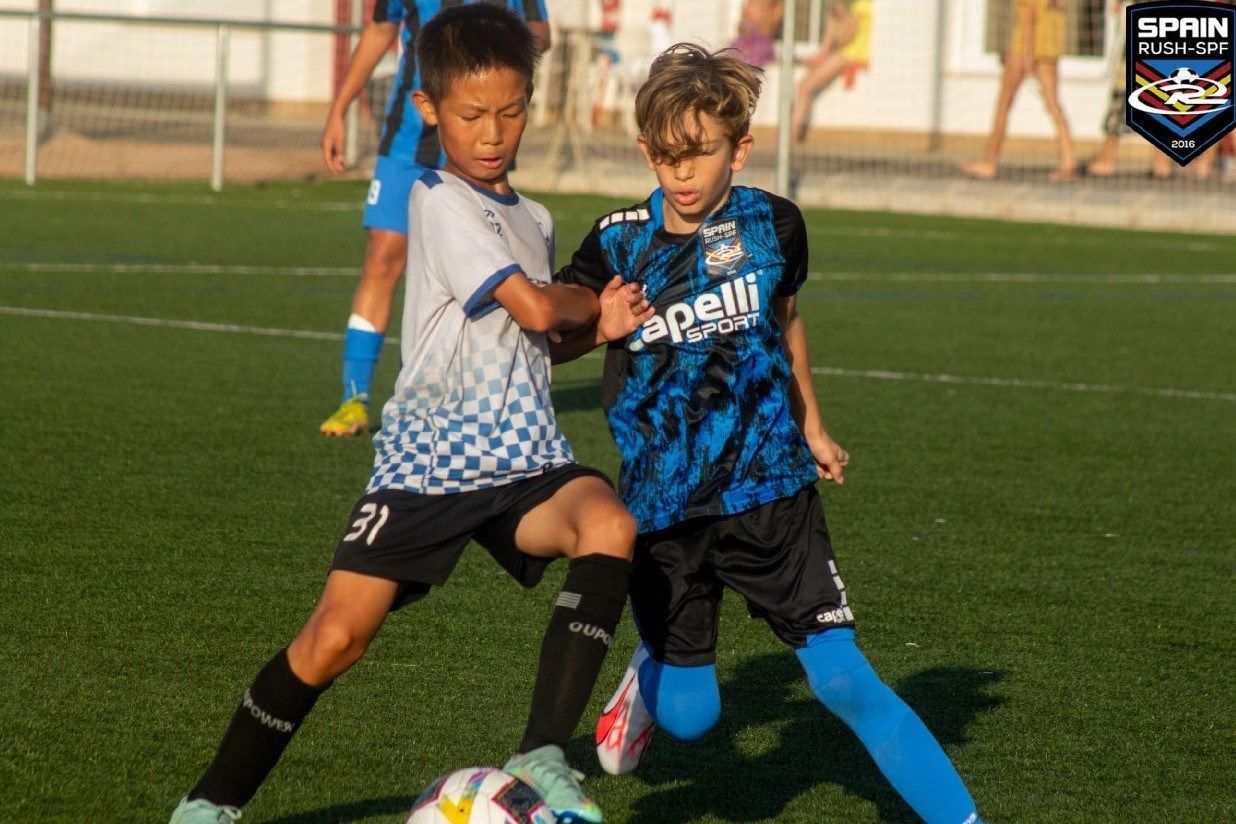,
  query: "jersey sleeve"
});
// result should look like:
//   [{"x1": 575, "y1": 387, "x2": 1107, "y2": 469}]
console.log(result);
[
  {"x1": 419, "y1": 182, "x2": 523, "y2": 320},
  {"x1": 373, "y1": 0, "x2": 405, "y2": 24},
  {"x1": 553, "y1": 223, "x2": 613, "y2": 294},
  {"x1": 768, "y1": 193, "x2": 809, "y2": 297}
]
